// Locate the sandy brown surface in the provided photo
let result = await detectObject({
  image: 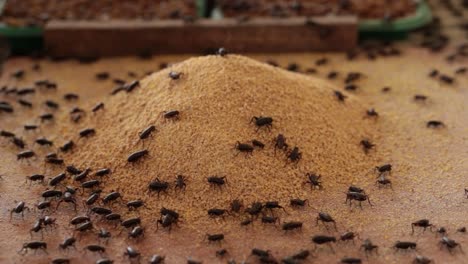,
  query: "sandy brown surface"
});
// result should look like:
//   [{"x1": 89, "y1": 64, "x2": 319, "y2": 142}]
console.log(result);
[
  {"x1": 1, "y1": 4, "x2": 468, "y2": 264},
  {"x1": 0, "y1": 43, "x2": 467, "y2": 263}
]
